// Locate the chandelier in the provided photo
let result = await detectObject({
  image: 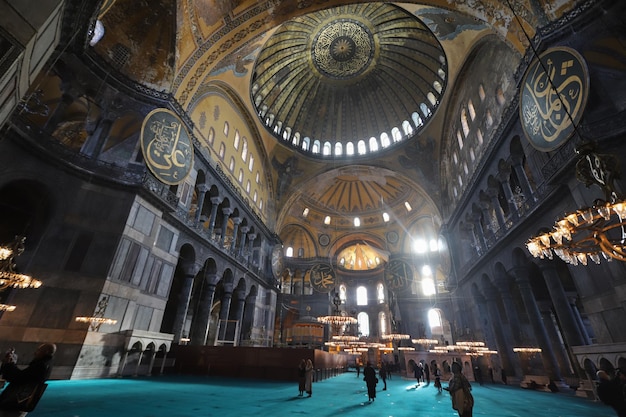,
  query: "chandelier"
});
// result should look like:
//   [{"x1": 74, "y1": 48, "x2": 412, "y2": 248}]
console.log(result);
[
  {"x1": 317, "y1": 290, "x2": 357, "y2": 327},
  {"x1": 0, "y1": 236, "x2": 42, "y2": 291},
  {"x1": 513, "y1": 347, "x2": 542, "y2": 353},
  {"x1": 412, "y1": 338, "x2": 439, "y2": 345},
  {"x1": 381, "y1": 333, "x2": 410, "y2": 341},
  {"x1": 317, "y1": 315, "x2": 357, "y2": 325},
  {"x1": 75, "y1": 296, "x2": 118, "y2": 331},
  {"x1": 526, "y1": 144, "x2": 626, "y2": 265}
]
